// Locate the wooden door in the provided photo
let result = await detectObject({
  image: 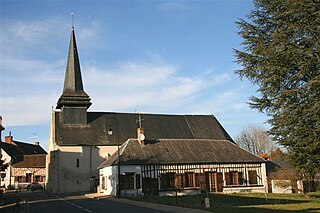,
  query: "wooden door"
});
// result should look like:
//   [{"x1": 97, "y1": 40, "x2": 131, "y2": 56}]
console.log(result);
[
  {"x1": 142, "y1": 177, "x2": 159, "y2": 195},
  {"x1": 205, "y1": 172, "x2": 216, "y2": 192},
  {"x1": 216, "y1": 172, "x2": 223, "y2": 192}
]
